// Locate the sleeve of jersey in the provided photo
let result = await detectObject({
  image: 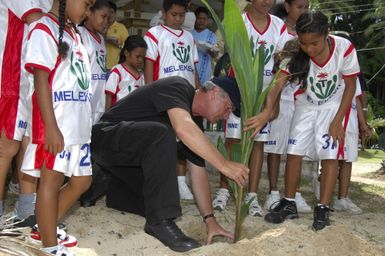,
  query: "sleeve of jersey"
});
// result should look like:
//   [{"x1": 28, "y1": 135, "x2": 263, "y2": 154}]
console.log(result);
[
  {"x1": 342, "y1": 44, "x2": 360, "y2": 78},
  {"x1": 144, "y1": 30, "x2": 159, "y2": 62},
  {"x1": 193, "y1": 43, "x2": 199, "y2": 64},
  {"x1": 355, "y1": 79, "x2": 362, "y2": 97},
  {"x1": 7, "y1": 0, "x2": 42, "y2": 21},
  {"x1": 105, "y1": 69, "x2": 120, "y2": 95},
  {"x1": 25, "y1": 25, "x2": 58, "y2": 74},
  {"x1": 277, "y1": 24, "x2": 291, "y2": 51}
]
